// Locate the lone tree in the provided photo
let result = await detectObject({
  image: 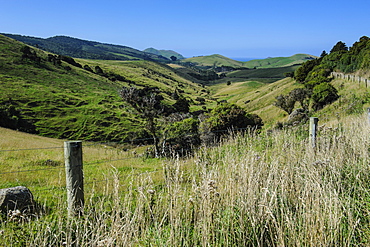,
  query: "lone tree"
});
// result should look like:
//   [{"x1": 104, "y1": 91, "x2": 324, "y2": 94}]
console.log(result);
[{"x1": 119, "y1": 86, "x2": 164, "y2": 156}]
